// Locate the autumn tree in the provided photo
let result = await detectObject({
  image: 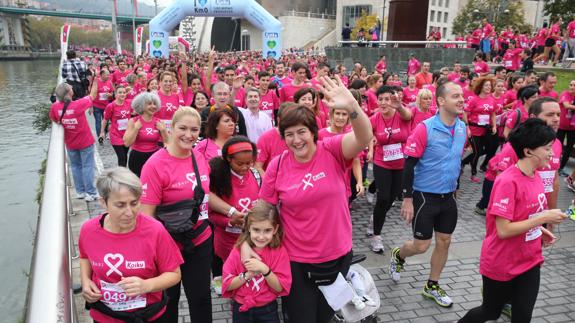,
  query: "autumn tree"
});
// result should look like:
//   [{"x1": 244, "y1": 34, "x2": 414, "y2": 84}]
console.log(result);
[
  {"x1": 351, "y1": 10, "x2": 379, "y2": 40},
  {"x1": 452, "y1": 0, "x2": 531, "y2": 36}
]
